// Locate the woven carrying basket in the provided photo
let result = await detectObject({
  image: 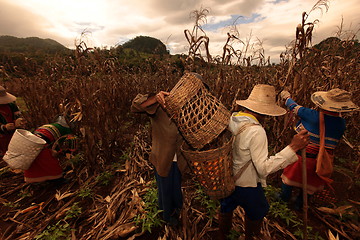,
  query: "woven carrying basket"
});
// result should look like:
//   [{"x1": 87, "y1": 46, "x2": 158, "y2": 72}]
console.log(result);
[
  {"x1": 166, "y1": 73, "x2": 230, "y2": 149},
  {"x1": 3, "y1": 129, "x2": 46, "y2": 170},
  {"x1": 181, "y1": 131, "x2": 234, "y2": 199}
]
